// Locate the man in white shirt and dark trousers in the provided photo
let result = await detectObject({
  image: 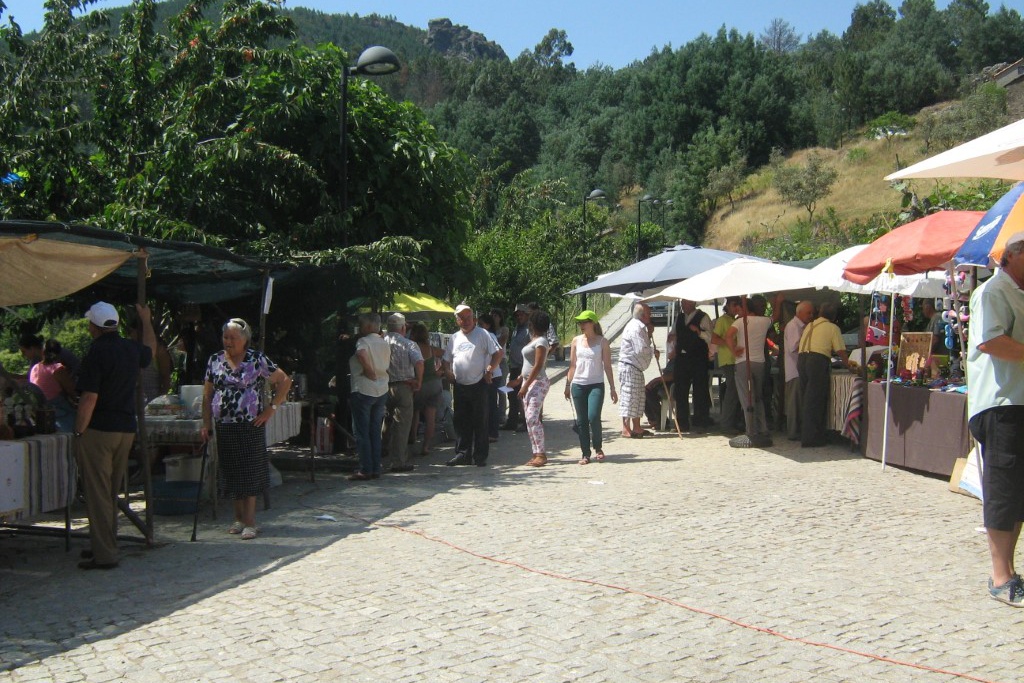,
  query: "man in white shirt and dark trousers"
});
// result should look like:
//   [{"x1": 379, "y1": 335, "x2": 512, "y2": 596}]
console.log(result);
[{"x1": 443, "y1": 305, "x2": 504, "y2": 466}]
